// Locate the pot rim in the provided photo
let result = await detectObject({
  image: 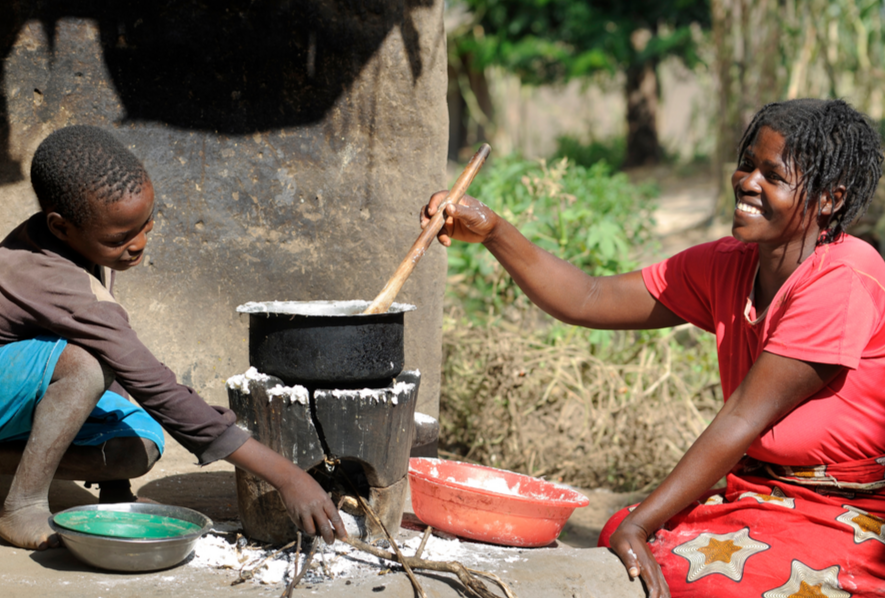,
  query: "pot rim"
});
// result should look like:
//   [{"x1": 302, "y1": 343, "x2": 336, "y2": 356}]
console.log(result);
[{"x1": 237, "y1": 300, "x2": 417, "y2": 317}]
